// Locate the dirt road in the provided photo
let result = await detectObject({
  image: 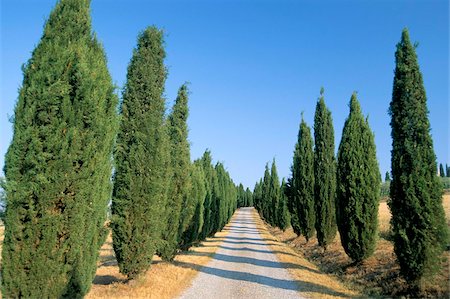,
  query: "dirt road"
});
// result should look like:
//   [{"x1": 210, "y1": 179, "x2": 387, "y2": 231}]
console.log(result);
[{"x1": 178, "y1": 207, "x2": 303, "y2": 299}]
